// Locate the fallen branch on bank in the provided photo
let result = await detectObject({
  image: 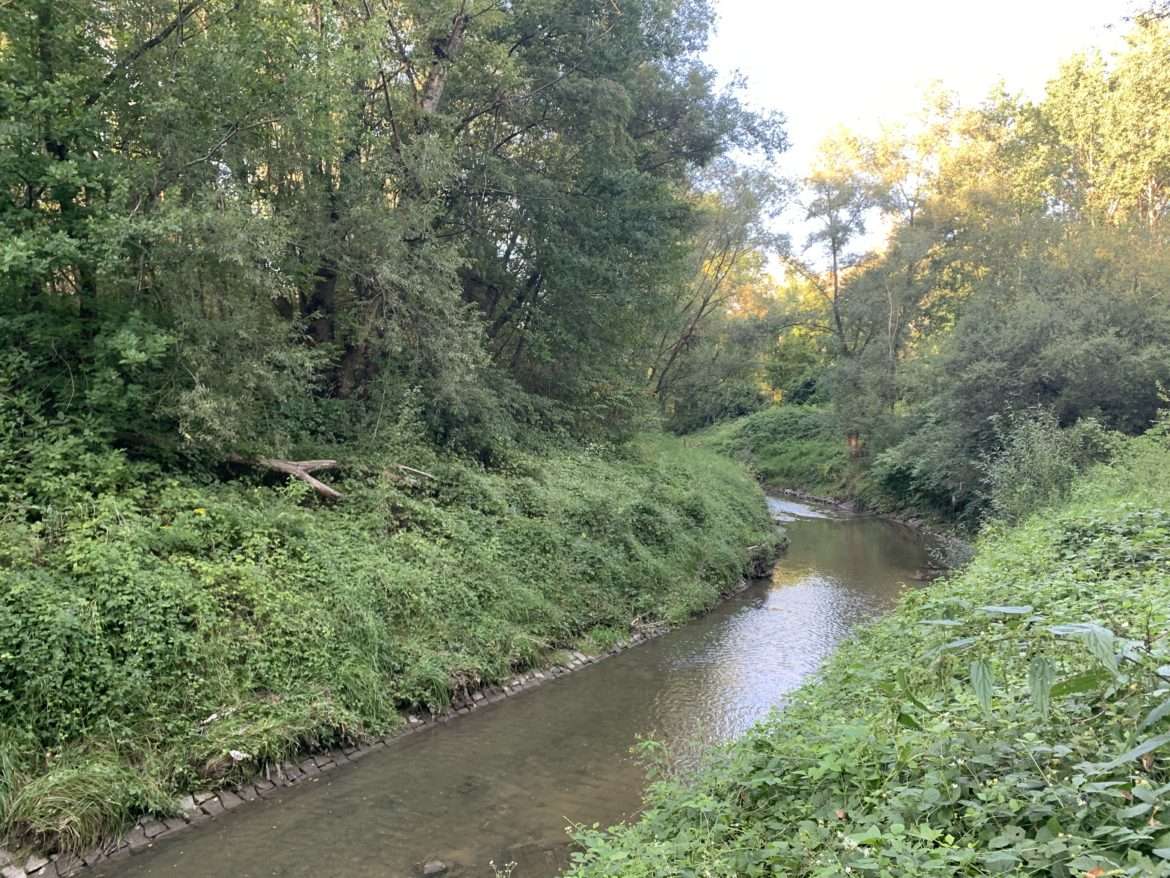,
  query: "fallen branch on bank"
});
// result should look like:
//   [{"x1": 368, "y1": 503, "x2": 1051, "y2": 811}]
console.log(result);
[
  {"x1": 227, "y1": 455, "x2": 343, "y2": 499},
  {"x1": 395, "y1": 463, "x2": 437, "y2": 481}
]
